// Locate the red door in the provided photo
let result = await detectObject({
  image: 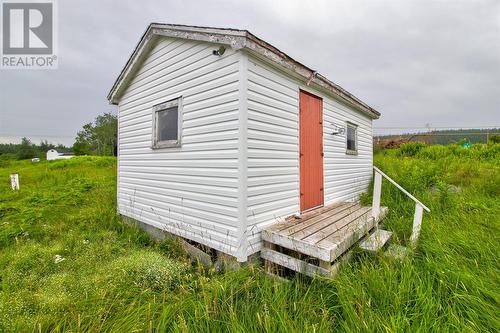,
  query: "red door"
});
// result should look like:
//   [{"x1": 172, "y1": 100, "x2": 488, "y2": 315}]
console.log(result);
[{"x1": 299, "y1": 90, "x2": 324, "y2": 212}]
